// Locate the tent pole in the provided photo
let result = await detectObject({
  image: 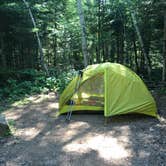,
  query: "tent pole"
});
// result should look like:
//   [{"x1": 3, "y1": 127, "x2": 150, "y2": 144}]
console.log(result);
[{"x1": 66, "y1": 71, "x2": 83, "y2": 121}]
